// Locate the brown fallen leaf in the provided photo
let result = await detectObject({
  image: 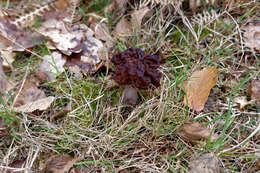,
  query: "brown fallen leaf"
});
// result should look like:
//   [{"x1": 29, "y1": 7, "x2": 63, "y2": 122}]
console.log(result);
[
  {"x1": 184, "y1": 66, "x2": 218, "y2": 112},
  {"x1": 14, "y1": 96, "x2": 55, "y2": 113},
  {"x1": 14, "y1": 85, "x2": 46, "y2": 107},
  {"x1": 241, "y1": 21, "x2": 260, "y2": 52},
  {"x1": 189, "y1": 153, "x2": 220, "y2": 173},
  {"x1": 81, "y1": 36, "x2": 103, "y2": 65},
  {"x1": 178, "y1": 122, "x2": 219, "y2": 142},
  {"x1": 114, "y1": 17, "x2": 132, "y2": 38},
  {"x1": 40, "y1": 154, "x2": 78, "y2": 173},
  {"x1": 36, "y1": 20, "x2": 82, "y2": 55}
]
